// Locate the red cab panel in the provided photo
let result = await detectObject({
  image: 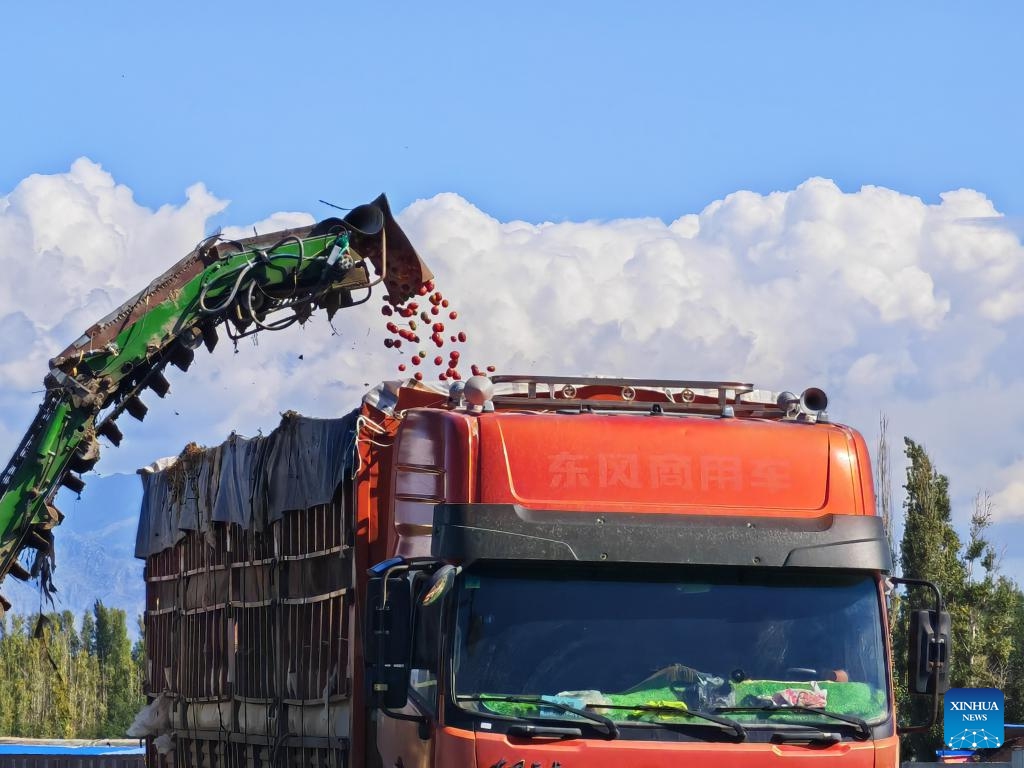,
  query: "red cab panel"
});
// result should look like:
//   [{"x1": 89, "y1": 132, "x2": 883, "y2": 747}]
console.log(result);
[{"x1": 476, "y1": 412, "x2": 868, "y2": 517}]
